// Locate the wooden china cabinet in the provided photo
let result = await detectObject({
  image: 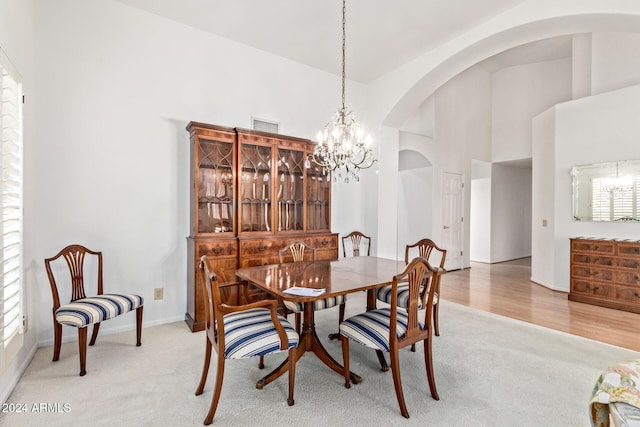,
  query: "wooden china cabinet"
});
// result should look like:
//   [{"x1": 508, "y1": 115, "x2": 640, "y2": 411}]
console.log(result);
[{"x1": 185, "y1": 122, "x2": 338, "y2": 332}]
